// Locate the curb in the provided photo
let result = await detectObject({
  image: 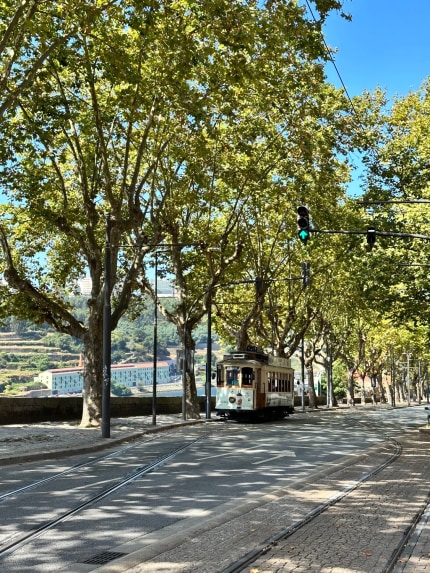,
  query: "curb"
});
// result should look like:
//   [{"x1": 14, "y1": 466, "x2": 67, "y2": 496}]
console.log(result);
[{"x1": 0, "y1": 419, "x2": 206, "y2": 467}]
